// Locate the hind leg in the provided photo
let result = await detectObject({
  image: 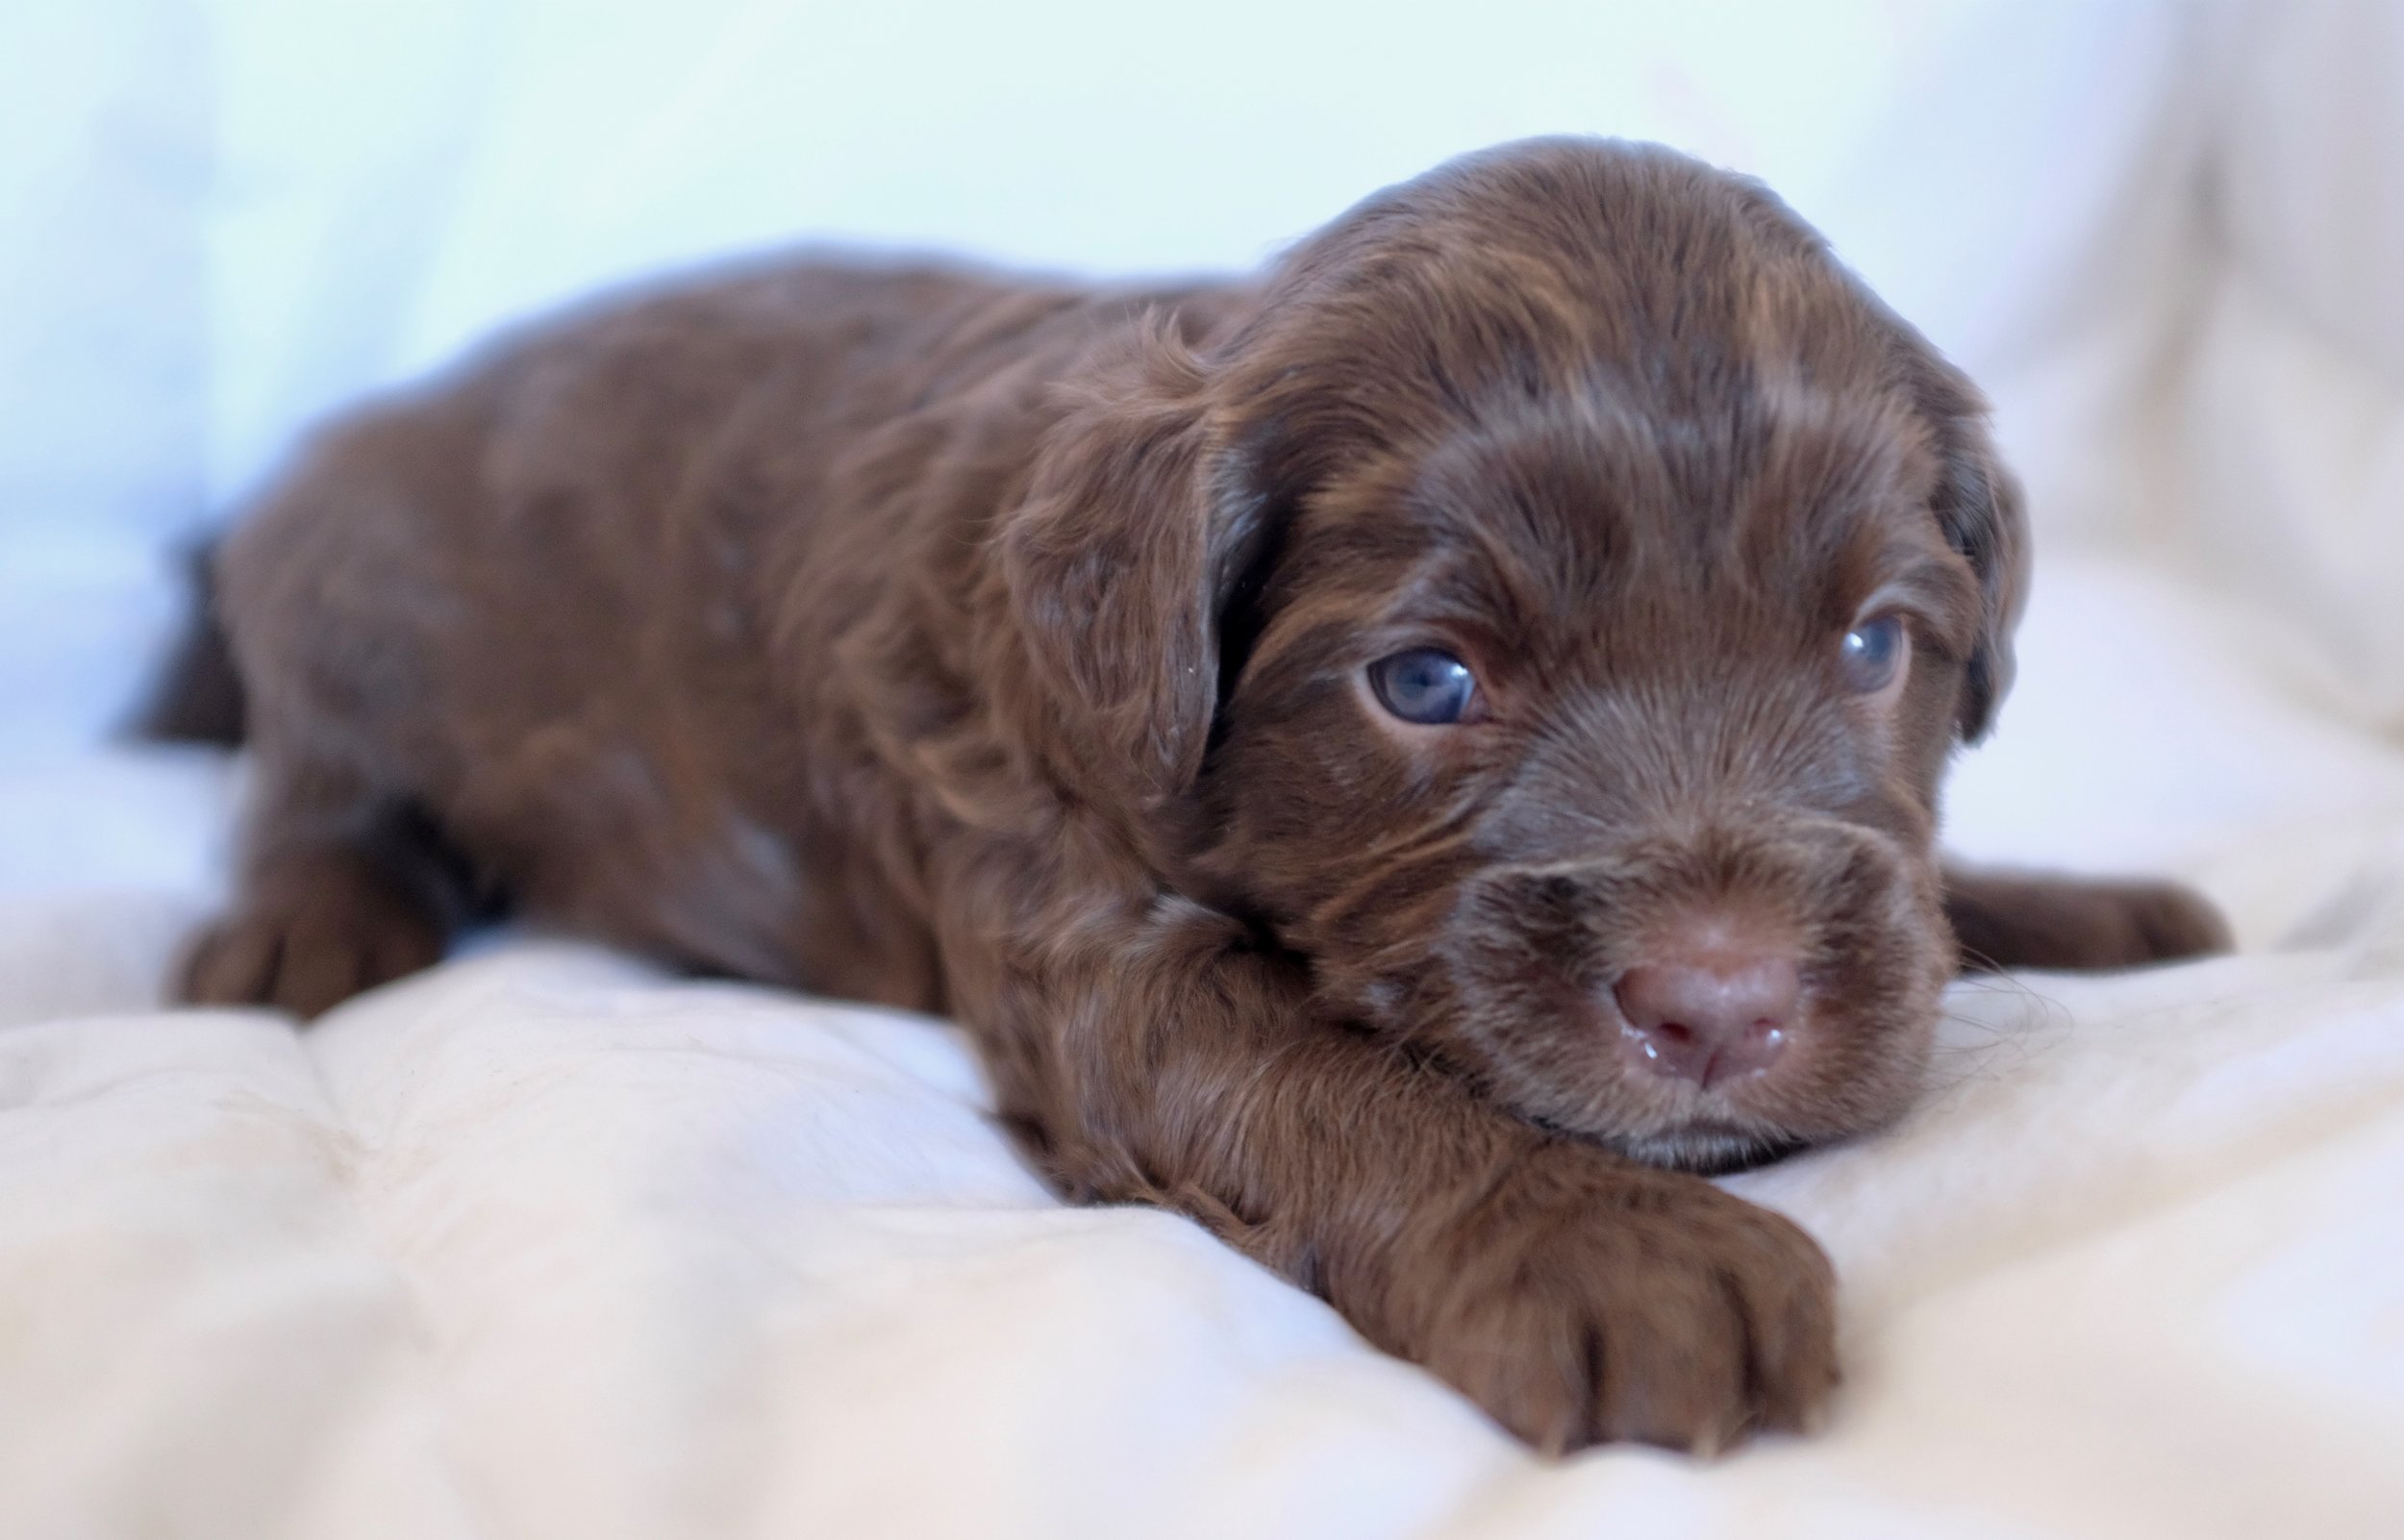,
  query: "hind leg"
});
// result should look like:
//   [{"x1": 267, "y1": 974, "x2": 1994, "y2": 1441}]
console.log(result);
[{"x1": 183, "y1": 758, "x2": 484, "y2": 1018}]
